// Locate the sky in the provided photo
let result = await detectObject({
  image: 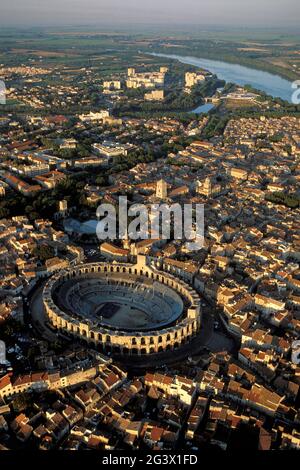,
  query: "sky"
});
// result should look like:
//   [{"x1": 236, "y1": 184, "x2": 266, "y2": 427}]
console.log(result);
[{"x1": 0, "y1": 0, "x2": 299, "y2": 28}]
